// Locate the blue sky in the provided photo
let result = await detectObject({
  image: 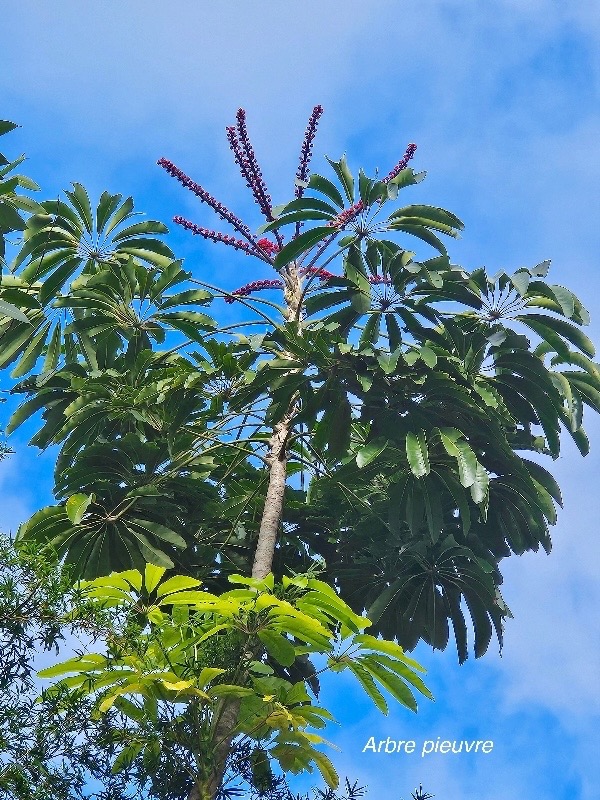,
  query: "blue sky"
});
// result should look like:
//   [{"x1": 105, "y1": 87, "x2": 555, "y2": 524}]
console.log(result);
[{"x1": 1, "y1": 2, "x2": 599, "y2": 798}]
